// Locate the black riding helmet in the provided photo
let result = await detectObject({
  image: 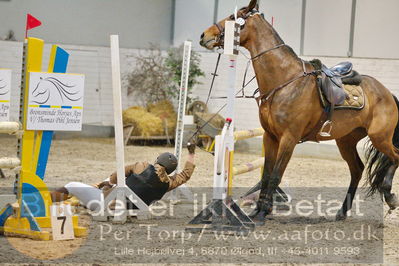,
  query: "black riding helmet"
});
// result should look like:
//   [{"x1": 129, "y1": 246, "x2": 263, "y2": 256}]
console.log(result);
[{"x1": 155, "y1": 152, "x2": 178, "y2": 174}]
